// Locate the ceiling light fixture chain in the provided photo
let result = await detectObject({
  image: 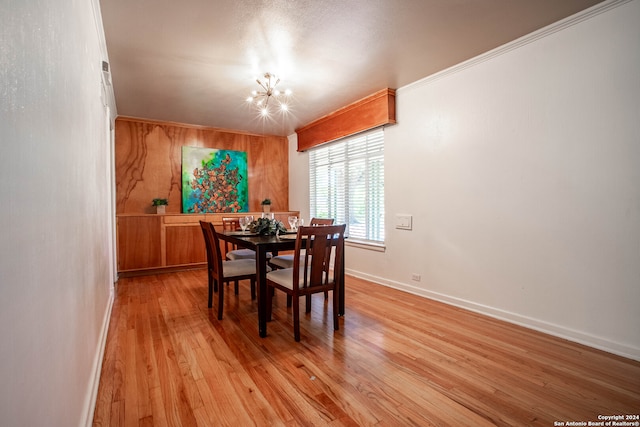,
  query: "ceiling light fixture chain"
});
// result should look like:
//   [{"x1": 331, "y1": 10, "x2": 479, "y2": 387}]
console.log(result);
[{"x1": 246, "y1": 72, "x2": 291, "y2": 117}]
